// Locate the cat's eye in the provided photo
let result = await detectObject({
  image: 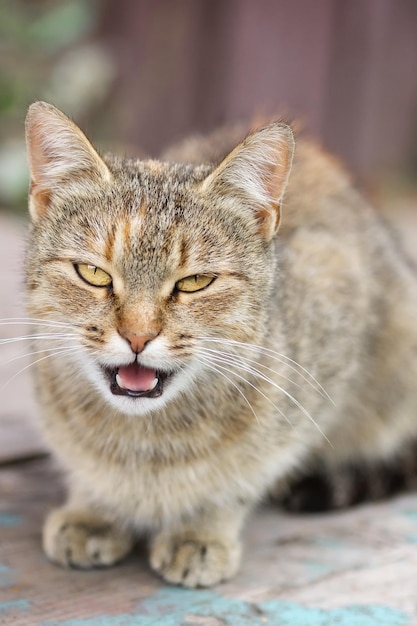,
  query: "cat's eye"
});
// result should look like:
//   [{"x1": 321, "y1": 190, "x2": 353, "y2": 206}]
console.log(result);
[
  {"x1": 175, "y1": 274, "x2": 215, "y2": 293},
  {"x1": 74, "y1": 263, "x2": 112, "y2": 287}
]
